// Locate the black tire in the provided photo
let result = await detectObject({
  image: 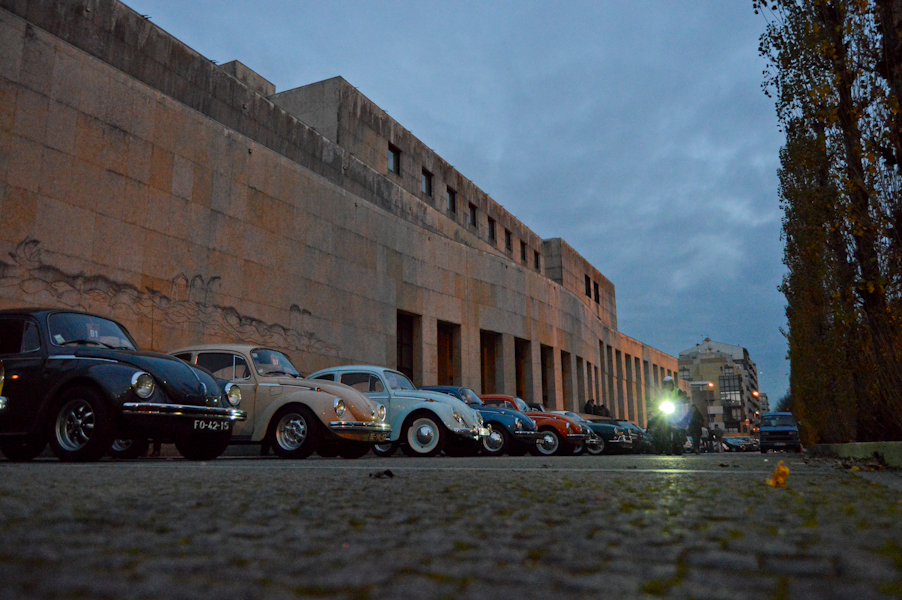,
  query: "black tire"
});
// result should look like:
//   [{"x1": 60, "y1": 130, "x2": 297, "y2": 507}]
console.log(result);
[
  {"x1": 507, "y1": 444, "x2": 529, "y2": 456},
  {"x1": 175, "y1": 431, "x2": 231, "y2": 461},
  {"x1": 760, "y1": 447, "x2": 769, "y2": 454},
  {"x1": 444, "y1": 438, "x2": 479, "y2": 457},
  {"x1": 49, "y1": 387, "x2": 114, "y2": 462},
  {"x1": 531, "y1": 428, "x2": 564, "y2": 456},
  {"x1": 480, "y1": 423, "x2": 510, "y2": 456},
  {"x1": 372, "y1": 442, "x2": 398, "y2": 457},
  {"x1": 400, "y1": 413, "x2": 446, "y2": 457},
  {"x1": 0, "y1": 435, "x2": 47, "y2": 461},
  {"x1": 109, "y1": 438, "x2": 150, "y2": 459},
  {"x1": 337, "y1": 442, "x2": 371, "y2": 459},
  {"x1": 586, "y1": 436, "x2": 606, "y2": 455},
  {"x1": 267, "y1": 405, "x2": 319, "y2": 459},
  {"x1": 316, "y1": 445, "x2": 339, "y2": 458}
]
